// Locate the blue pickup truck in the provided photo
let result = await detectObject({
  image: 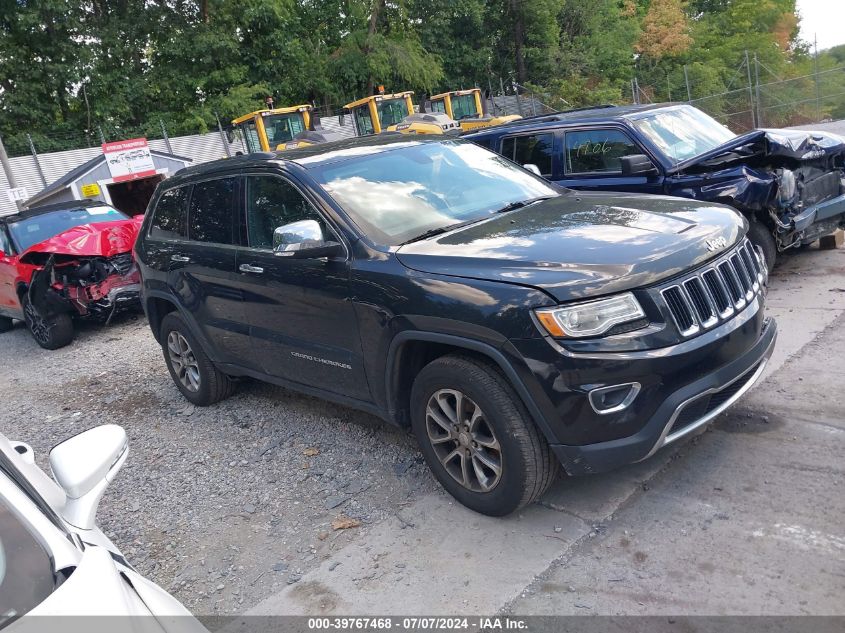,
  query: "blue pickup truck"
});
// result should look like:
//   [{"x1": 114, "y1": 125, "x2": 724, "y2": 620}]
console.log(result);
[{"x1": 466, "y1": 103, "x2": 845, "y2": 270}]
